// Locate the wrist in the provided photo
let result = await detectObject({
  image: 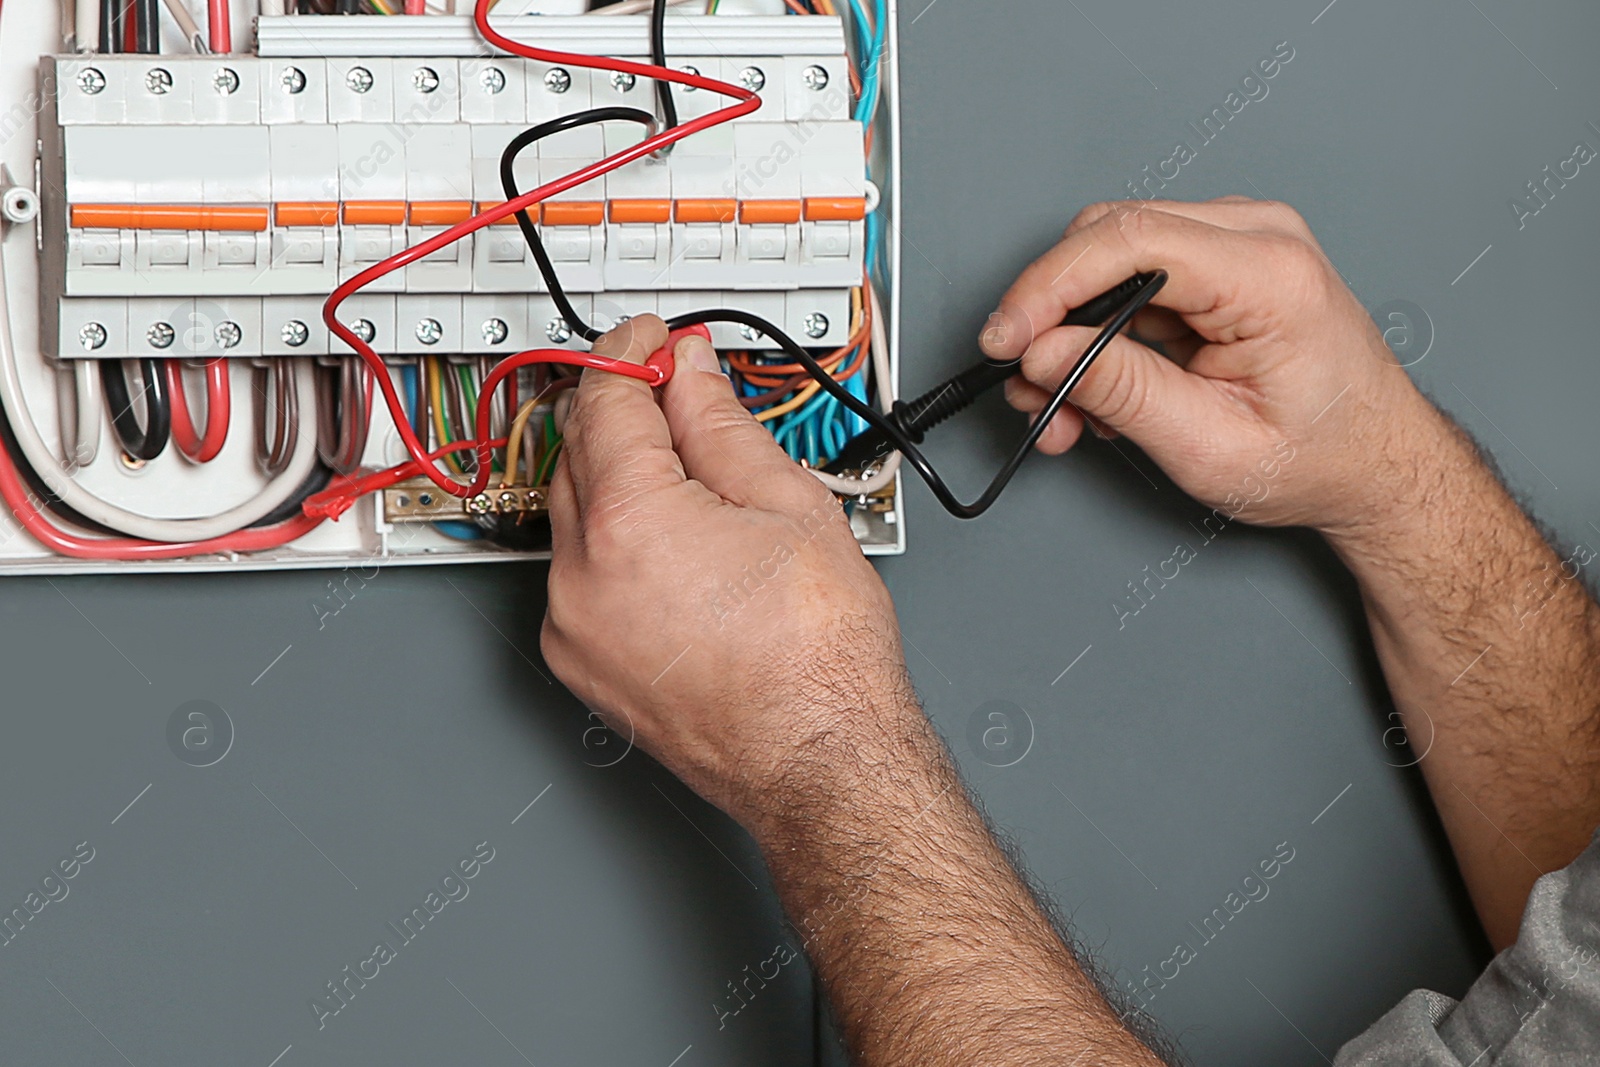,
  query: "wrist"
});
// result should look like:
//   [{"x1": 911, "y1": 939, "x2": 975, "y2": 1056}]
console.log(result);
[{"x1": 1313, "y1": 385, "x2": 1472, "y2": 567}]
